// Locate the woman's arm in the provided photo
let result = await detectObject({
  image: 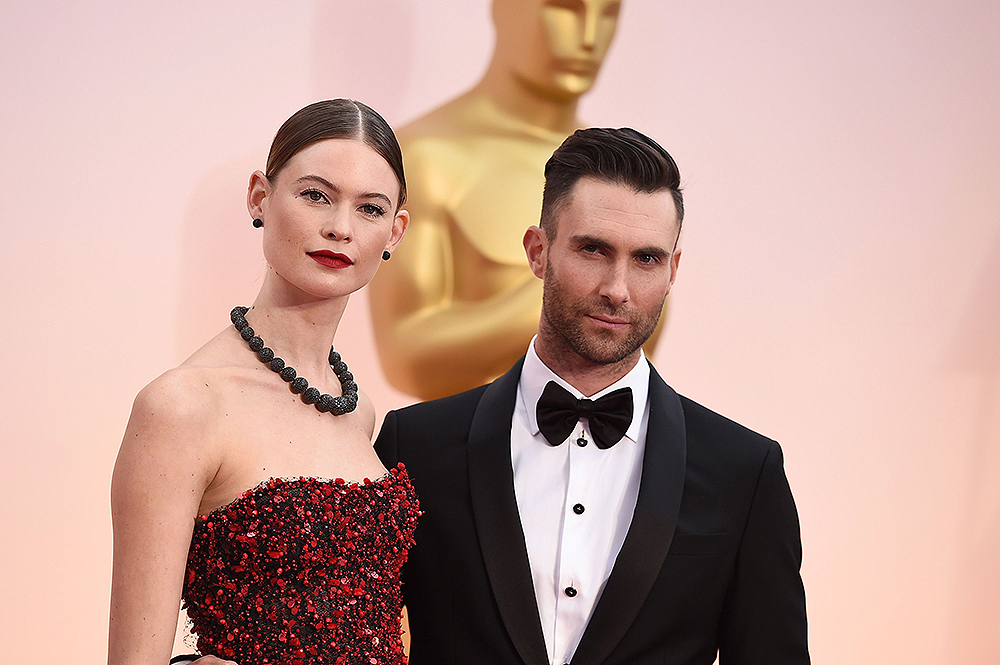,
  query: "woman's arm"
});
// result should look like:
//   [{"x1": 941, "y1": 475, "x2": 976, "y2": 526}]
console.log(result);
[{"x1": 108, "y1": 370, "x2": 224, "y2": 665}]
